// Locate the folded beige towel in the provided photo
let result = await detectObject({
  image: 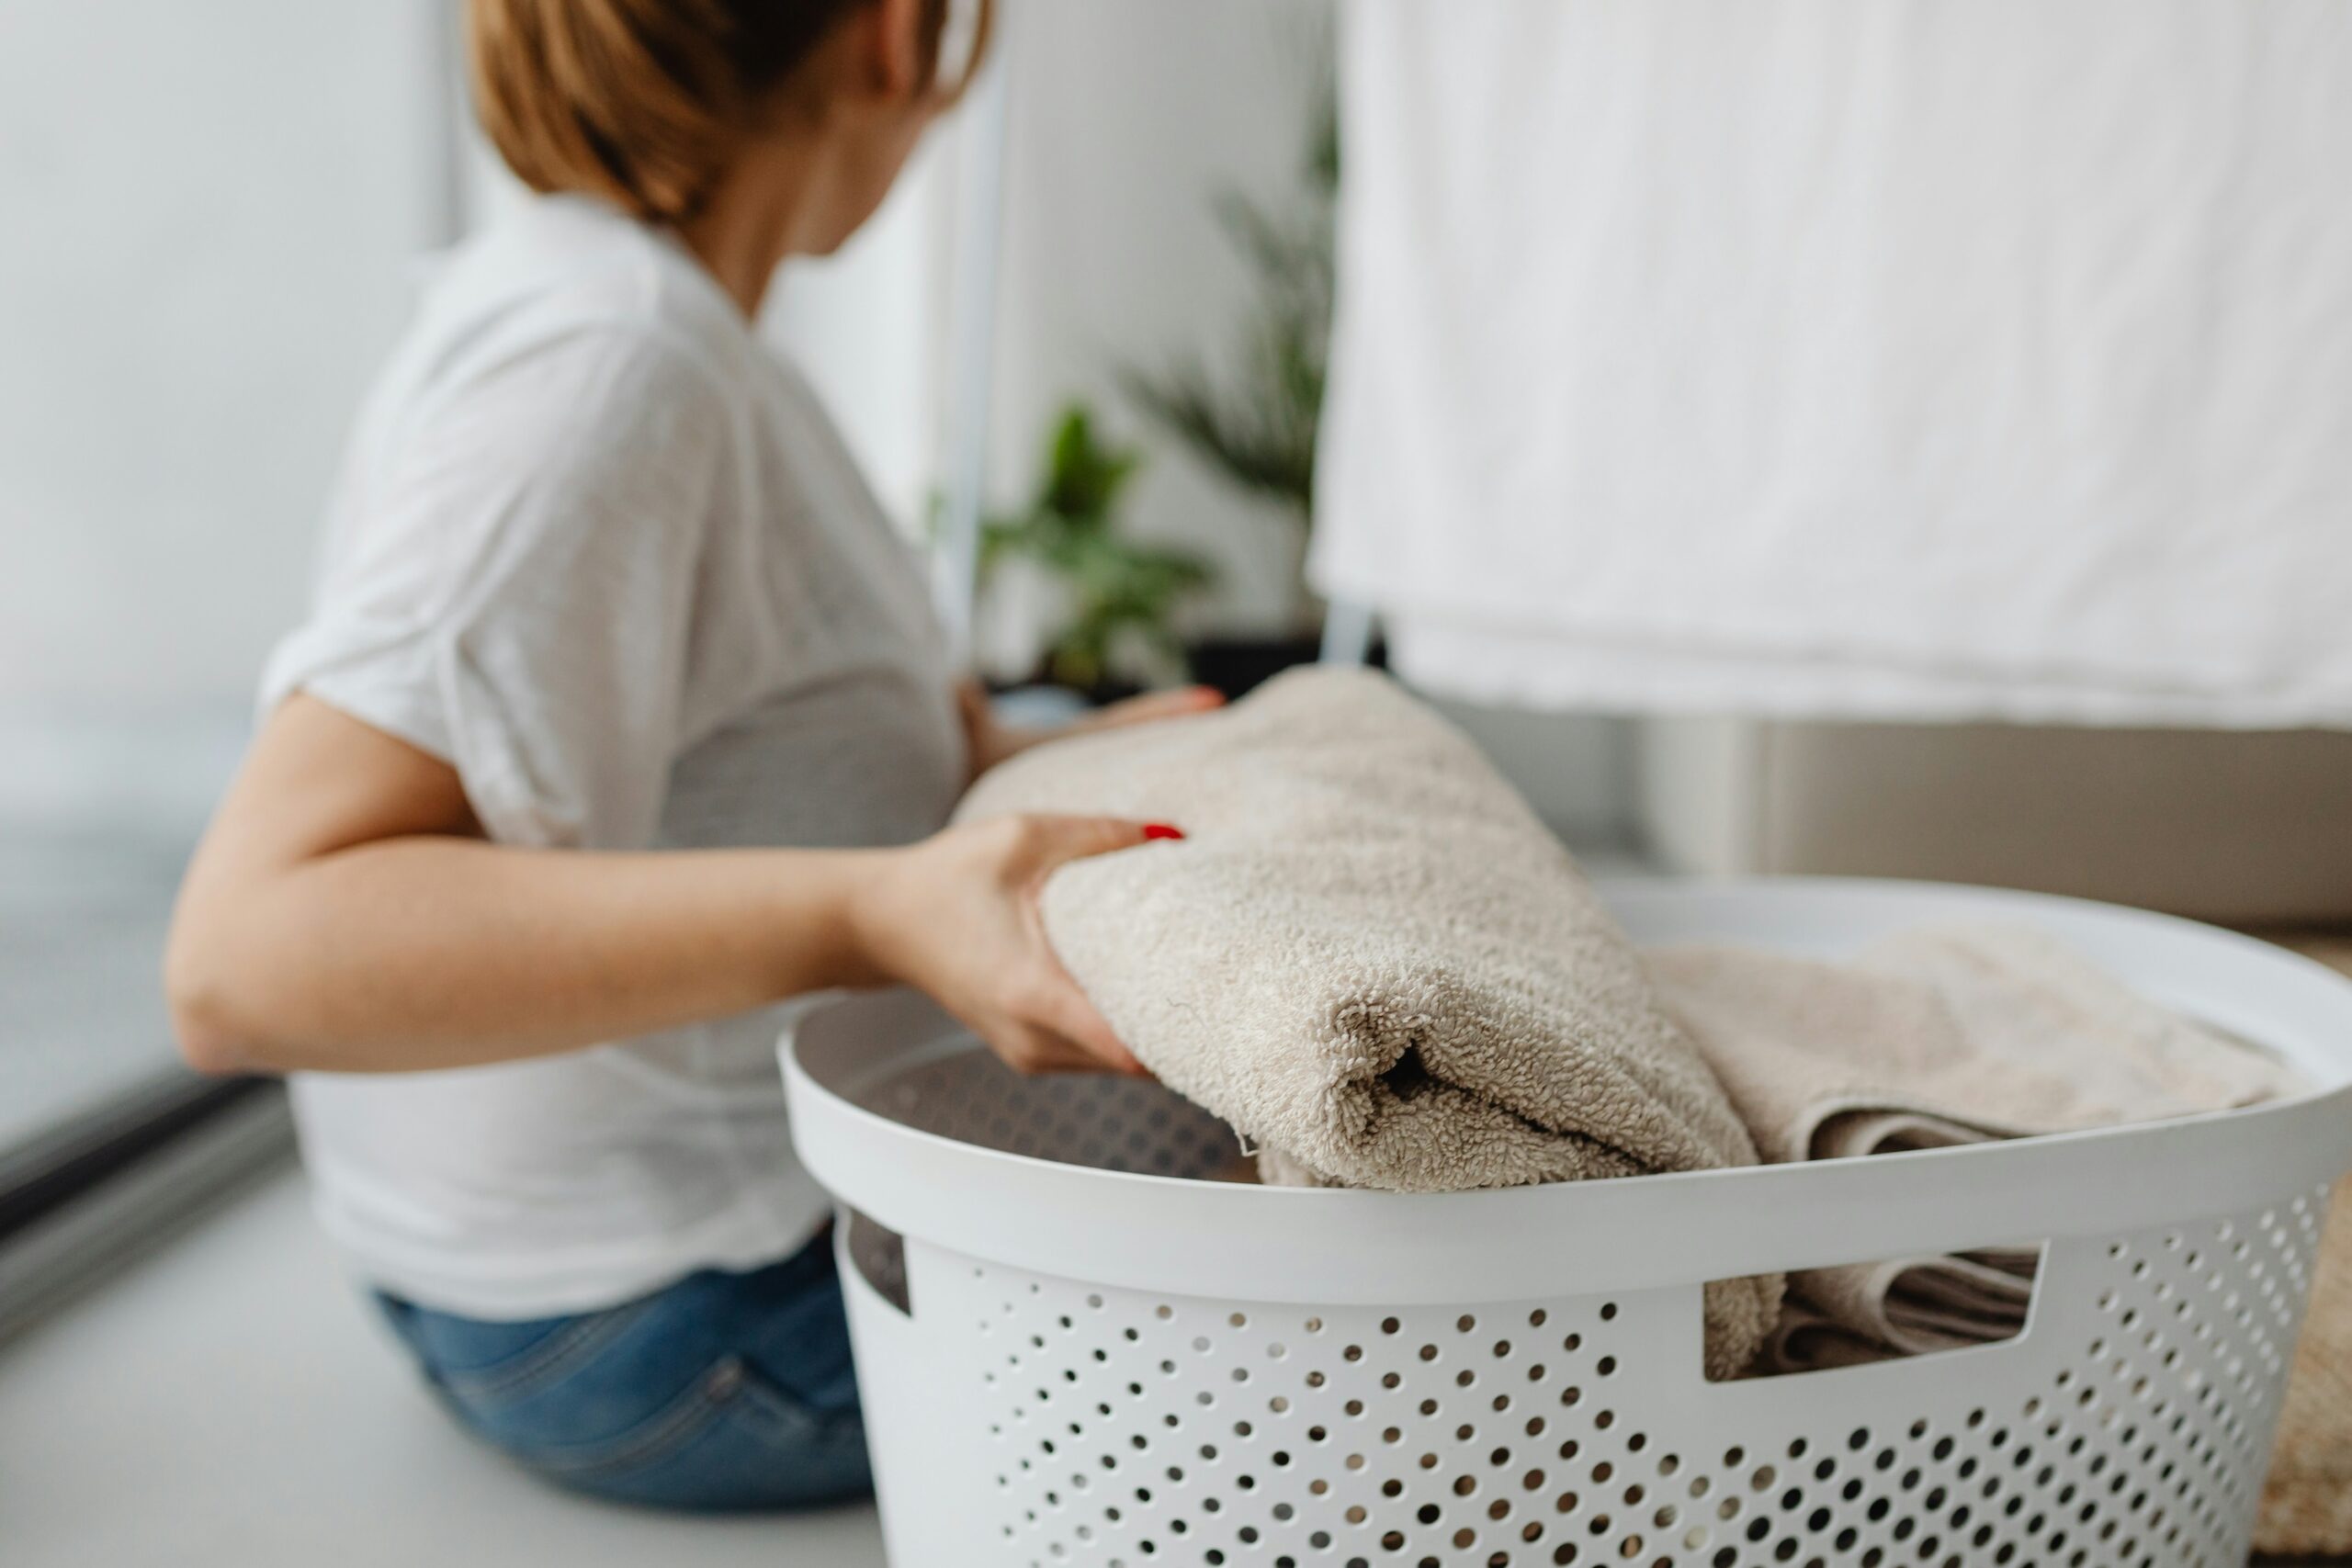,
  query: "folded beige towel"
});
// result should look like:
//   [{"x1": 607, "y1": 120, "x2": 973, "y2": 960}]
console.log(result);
[
  {"x1": 956, "y1": 667, "x2": 1779, "y2": 1377},
  {"x1": 1648, "y1": 927, "x2": 2301, "y2": 1373},
  {"x1": 2258, "y1": 1174, "x2": 2352, "y2": 1555},
  {"x1": 1649, "y1": 926, "x2": 2294, "y2": 1162},
  {"x1": 2255, "y1": 939, "x2": 2352, "y2": 1557}
]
